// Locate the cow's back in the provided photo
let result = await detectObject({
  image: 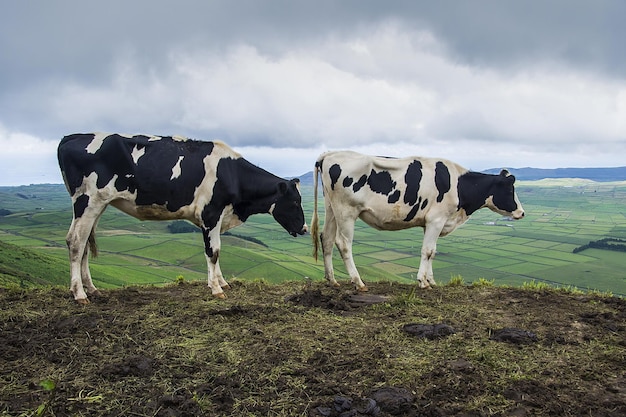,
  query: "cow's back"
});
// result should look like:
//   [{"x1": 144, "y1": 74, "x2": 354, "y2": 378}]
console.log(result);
[{"x1": 58, "y1": 133, "x2": 240, "y2": 216}]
